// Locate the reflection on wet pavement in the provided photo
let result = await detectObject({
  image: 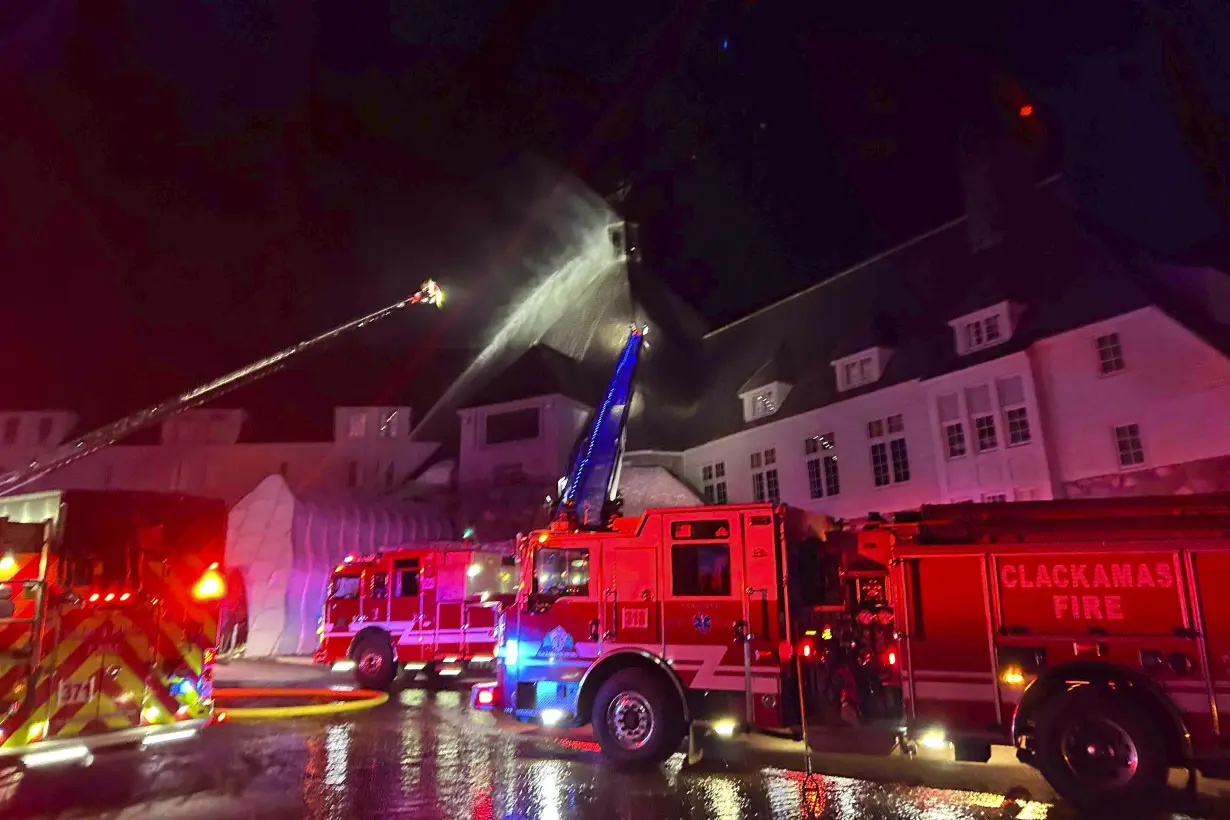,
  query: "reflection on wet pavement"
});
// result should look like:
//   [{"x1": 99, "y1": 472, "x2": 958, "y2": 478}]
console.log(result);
[{"x1": 5, "y1": 684, "x2": 1196, "y2": 819}]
